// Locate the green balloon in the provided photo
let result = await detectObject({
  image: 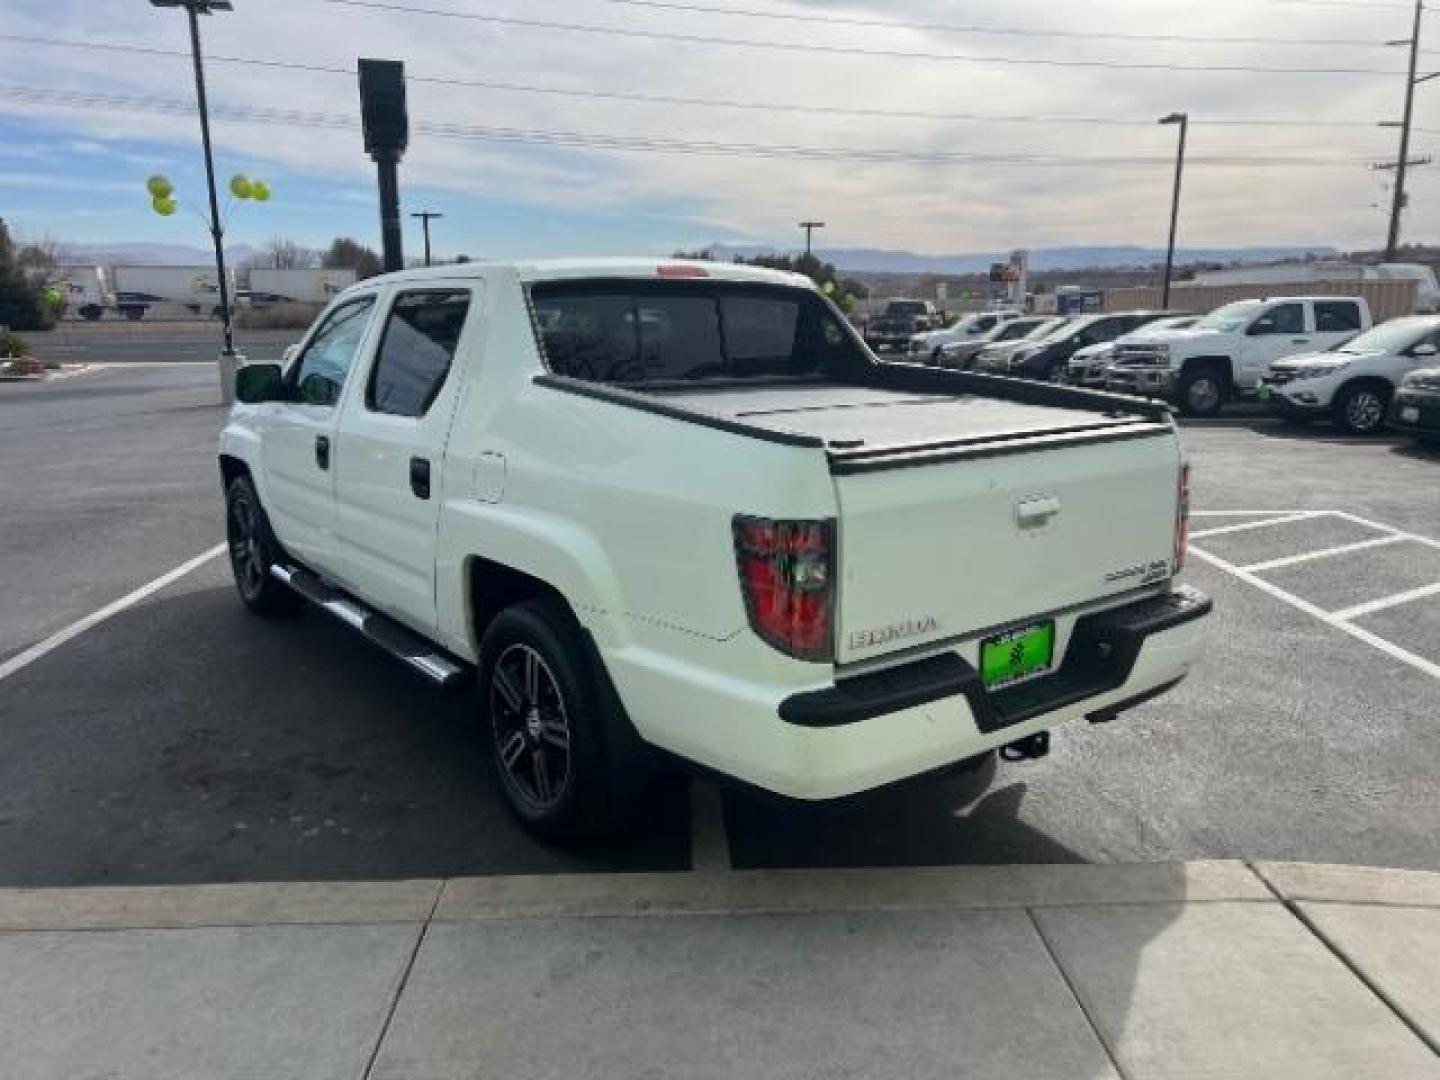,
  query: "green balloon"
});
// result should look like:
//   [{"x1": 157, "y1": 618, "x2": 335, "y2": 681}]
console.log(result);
[
  {"x1": 229, "y1": 174, "x2": 253, "y2": 199},
  {"x1": 152, "y1": 196, "x2": 177, "y2": 217},
  {"x1": 250, "y1": 180, "x2": 271, "y2": 202},
  {"x1": 146, "y1": 174, "x2": 174, "y2": 199}
]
